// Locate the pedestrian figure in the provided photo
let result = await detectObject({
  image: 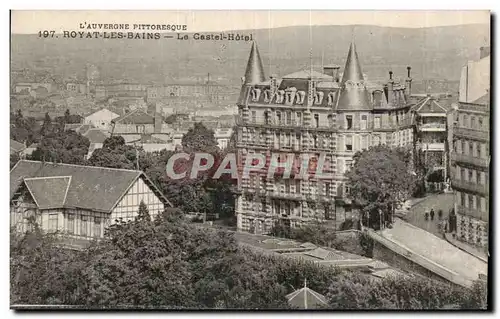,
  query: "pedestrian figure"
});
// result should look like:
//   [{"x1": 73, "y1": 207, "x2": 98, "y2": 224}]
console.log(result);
[
  {"x1": 425, "y1": 212, "x2": 429, "y2": 221},
  {"x1": 430, "y1": 209, "x2": 435, "y2": 221},
  {"x1": 437, "y1": 209, "x2": 443, "y2": 220}
]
